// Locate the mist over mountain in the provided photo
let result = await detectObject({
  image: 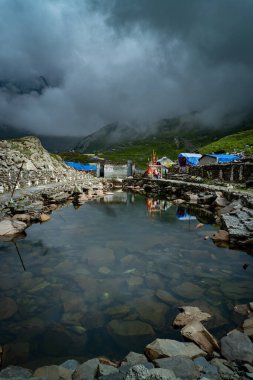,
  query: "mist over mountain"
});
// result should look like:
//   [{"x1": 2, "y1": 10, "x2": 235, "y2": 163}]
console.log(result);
[
  {"x1": 75, "y1": 112, "x2": 253, "y2": 154},
  {"x1": 0, "y1": 0, "x2": 252, "y2": 137},
  {"x1": 0, "y1": 125, "x2": 82, "y2": 152}
]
